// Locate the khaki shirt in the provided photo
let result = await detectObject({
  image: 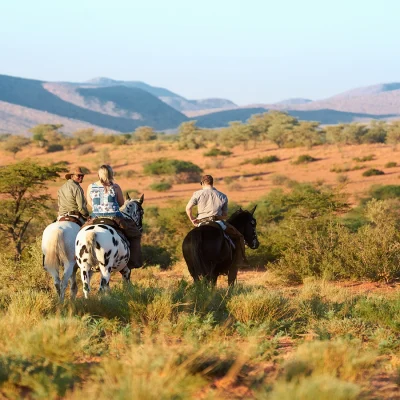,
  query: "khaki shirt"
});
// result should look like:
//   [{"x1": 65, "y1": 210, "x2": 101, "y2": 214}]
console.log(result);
[
  {"x1": 58, "y1": 179, "x2": 89, "y2": 217},
  {"x1": 187, "y1": 187, "x2": 228, "y2": 219}
]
